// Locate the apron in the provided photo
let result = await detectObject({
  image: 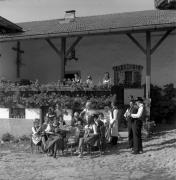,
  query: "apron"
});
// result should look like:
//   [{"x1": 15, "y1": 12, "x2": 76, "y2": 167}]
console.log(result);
[{"x1": 109, "y1": 108, "x2": 119, "y2": 137}]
